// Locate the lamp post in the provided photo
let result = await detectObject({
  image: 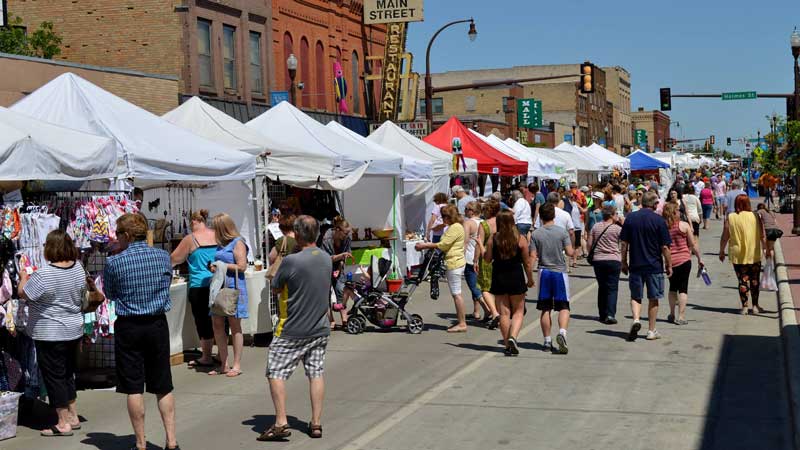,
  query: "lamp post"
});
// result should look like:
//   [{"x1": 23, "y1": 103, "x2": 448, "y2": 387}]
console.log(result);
[
  {"x1": 425, "y1": 18, "x2": 476, "y2": 124},
  {"x1": 791, "y1": 28, "x2": 800, "y2": 234},
  {"x1": 603, "y1": 125, "x2": 609, "y2": 148},
  {"x1": 572, "y1": 124, "x2": 577, "y2": 145},
  {"x1": 286, "y1": 53, "x2": 298, "y2": 106}
]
